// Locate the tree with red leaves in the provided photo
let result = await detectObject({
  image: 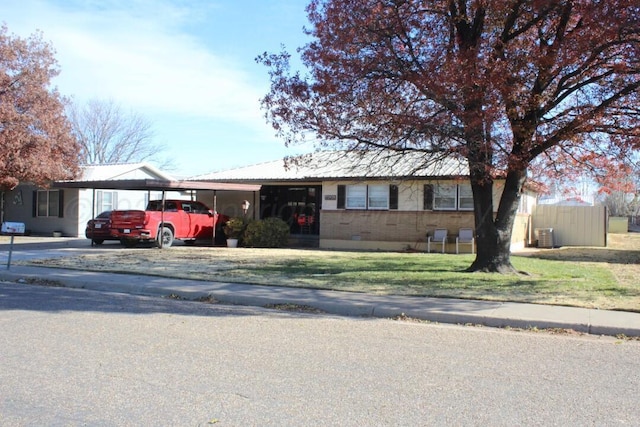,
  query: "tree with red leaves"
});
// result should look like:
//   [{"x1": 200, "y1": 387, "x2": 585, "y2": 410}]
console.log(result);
[
  {"x1": 259, "y1": 0, "x2": 640, "y2": 272},
  {"x1": 597, "y1": 160, "x2": 639, "y2": 217},
  {"x1": 0, "y1": 25, "x2": 80, "y2": 191}
]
